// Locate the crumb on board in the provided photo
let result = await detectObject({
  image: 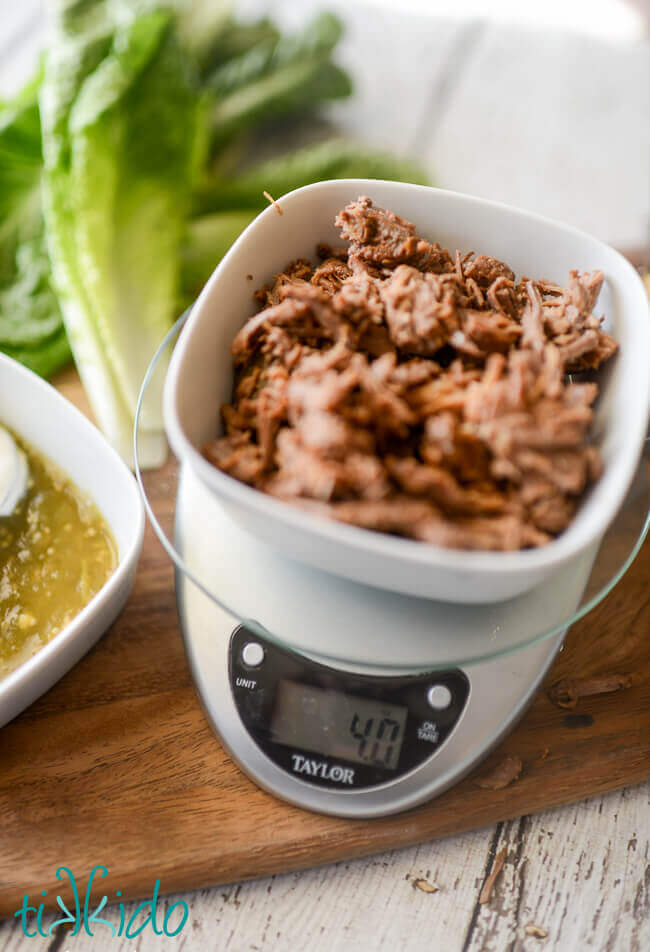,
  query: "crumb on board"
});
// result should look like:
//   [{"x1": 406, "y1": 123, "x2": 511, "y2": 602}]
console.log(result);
[
  {"x1": 525, "y1": 924, "x2": 549, "y2": 939},
  {"x1": 412, "y1": 878, "x2": 439, "y2": 894},
  {"x1": 479, "y1": 847, "x2": 507, "y2": 904},
  {"x1": 475, "y1": 755, "x2": 523, "y2": 790},
  {"x1": 547, "y1": 674, "x2": 632, "y2": 709},
  {"x1": 541, "y1": 746, "x2": 549, "y2": 760},
  {"x1": 246, "y1": 274, "x2": 254, "y2": 281},
  {"x1": 263, "y1": 190, "x2": 283, "y2": 215}
]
